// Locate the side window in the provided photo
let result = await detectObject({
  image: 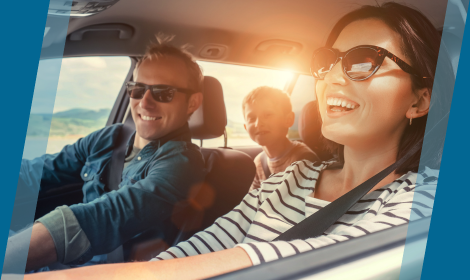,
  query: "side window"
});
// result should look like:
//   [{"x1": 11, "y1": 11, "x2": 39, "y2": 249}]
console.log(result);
[
  {"x1": 288, "y1": 75, "x2": 316, "y2": 140},
  {"x1": 46, "y1": 56, "x2": 131, "y2": 154},
  {"x1": 197, "y1": 61, "x2": 293, "y2": 147}
]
